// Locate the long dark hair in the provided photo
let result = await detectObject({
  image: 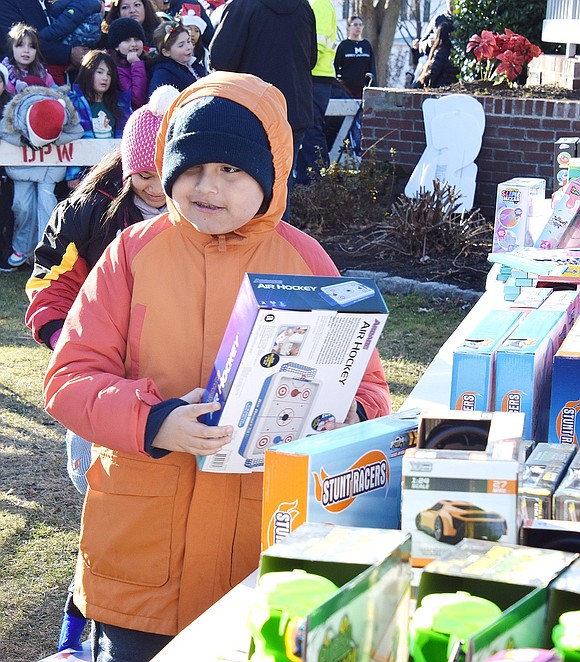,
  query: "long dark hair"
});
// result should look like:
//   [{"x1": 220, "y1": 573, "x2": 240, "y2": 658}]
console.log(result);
[
  {"x1": 105, "y1": 0, "x2": 161, "y2": 45},
  {"x1": 6, "y1": 23, "x2": 45, "y2": 78},
  {"x1": 68, "y1": 149, "x2": 136, "y2": 227},
  {"x1": 75, "y1": 50, "x2": 122, "y2": 120}
]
